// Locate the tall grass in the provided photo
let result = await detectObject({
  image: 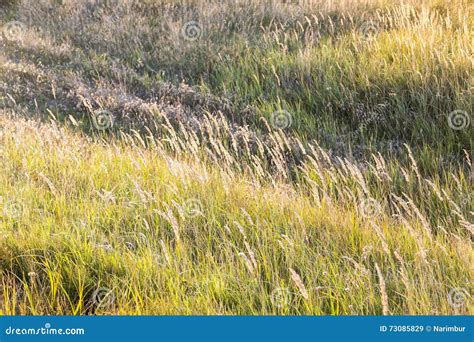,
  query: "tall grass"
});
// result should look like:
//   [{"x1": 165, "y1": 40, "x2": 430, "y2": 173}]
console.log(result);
[{"x1": 0, "y1": 0, "x2": 472, "y2": 315}]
